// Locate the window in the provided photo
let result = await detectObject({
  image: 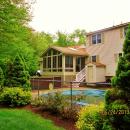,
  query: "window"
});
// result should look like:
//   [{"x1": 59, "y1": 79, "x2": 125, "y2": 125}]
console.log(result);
[
  {"x1": 48, "y1": 57, "x2": 51, "y2": 68},
  {"x1": 65, "y1": 56, "x2": 73, "y2": 71},
  {"x1": 65, "y1": 56, "x2": 73, "y2": 68},
  {"x1": 52, "y1": 50, "x2": 57, "y2": 55},
  {"x1": 43, "y1": 58, "x2": 46, "y2": 68},
  {"x1": 97, "y1": 34, "x2": 101, "y2": 43},
  {"x1": 76, "y1": 57, "x2": 85, "y2": 72},
  {"x1": 92, "y1": 56, "x2": 96, "y2": 62},
  {"x1": 92, "y1": 34, "x2": 101, "y2": 44},
  {"x1": 53, "y1": 56, "x2": 57, "y2": 68},
  {"x1": 92, "y1": 35, "x2": 96, "y2": 44},
  {"x1": 43, "y1": 49, "x2": 63, "y2": 72},
  {"x1": 58, "y1": 55, "x2": 62, "y2": 68},
  {"x1": 47, "y1": 50, "x2": 51, "y2": 56}
]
